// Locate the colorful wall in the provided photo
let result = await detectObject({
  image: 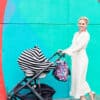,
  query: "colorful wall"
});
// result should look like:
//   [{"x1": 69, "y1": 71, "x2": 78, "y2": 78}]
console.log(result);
[{"x1": 1, "y1": 0, "x2": 100, "y2": 99}]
